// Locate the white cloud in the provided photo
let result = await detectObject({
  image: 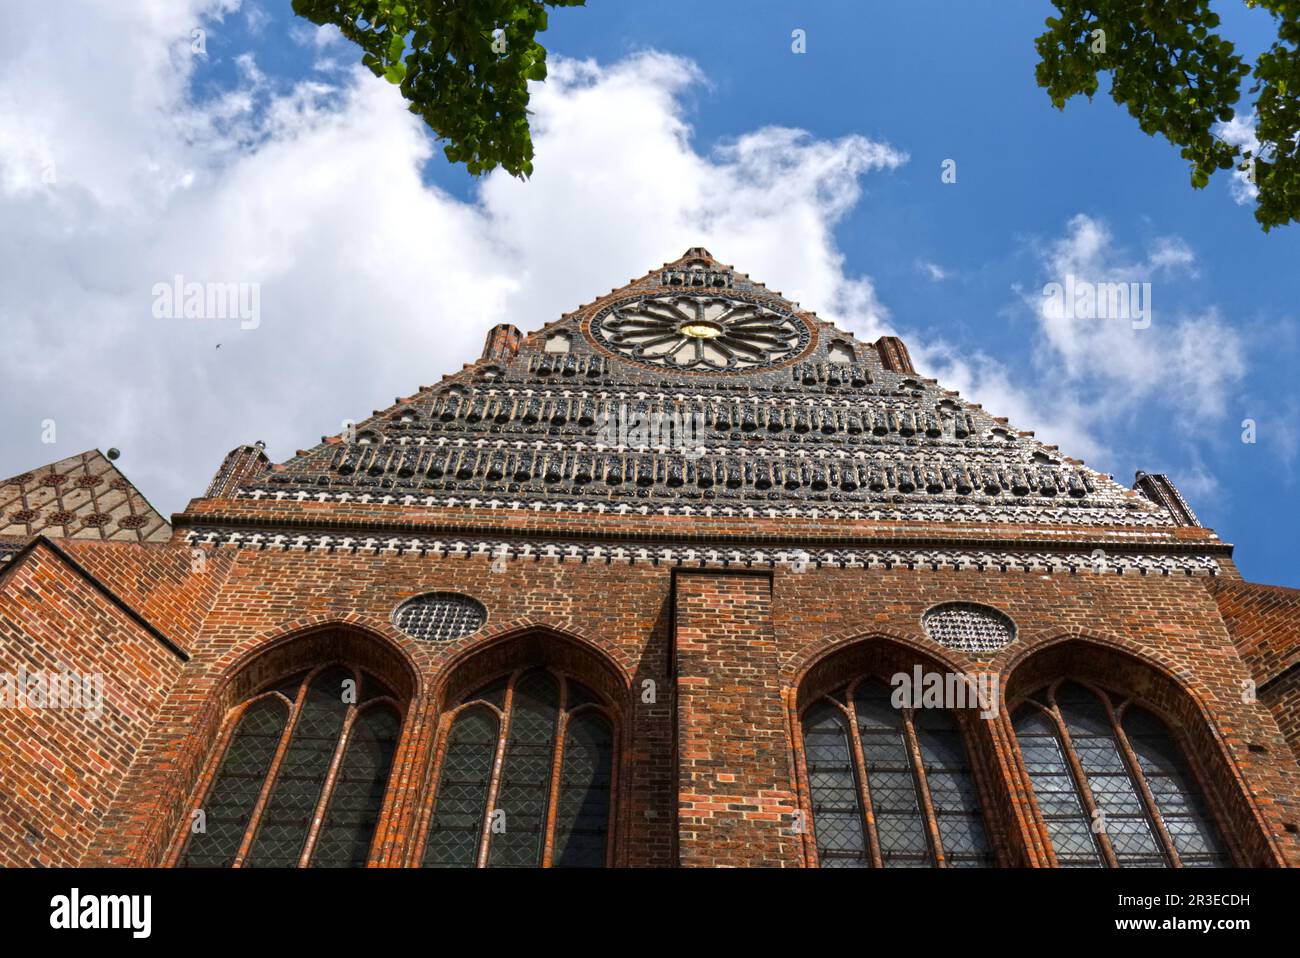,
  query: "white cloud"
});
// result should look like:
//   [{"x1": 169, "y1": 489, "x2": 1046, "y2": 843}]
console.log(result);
[
  {"x1": 243, "y1": 2, "x2": 271, "y2": 36},
  {"x1": 1214, "y1": 112, "x2": 1261, "y2": 206},
  {"x1": 1029, "y1": 214, "x2": 1244, "y2": 425},
  {"x1": 916, "y1": 260, "x2": 948, "y2": 281},
  {"x1": 1168, "y1": 464, "x2": 1221, "y2": 505},
  {"x1": 909, "y1": 214, "x2": 1248, "y2": 477},
  {"x1": 0, "y1": 2, "x2": 906, "y2": 514},
  {"x1": 289, "y1": 21, "x2": 343, "y2": 50}
]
